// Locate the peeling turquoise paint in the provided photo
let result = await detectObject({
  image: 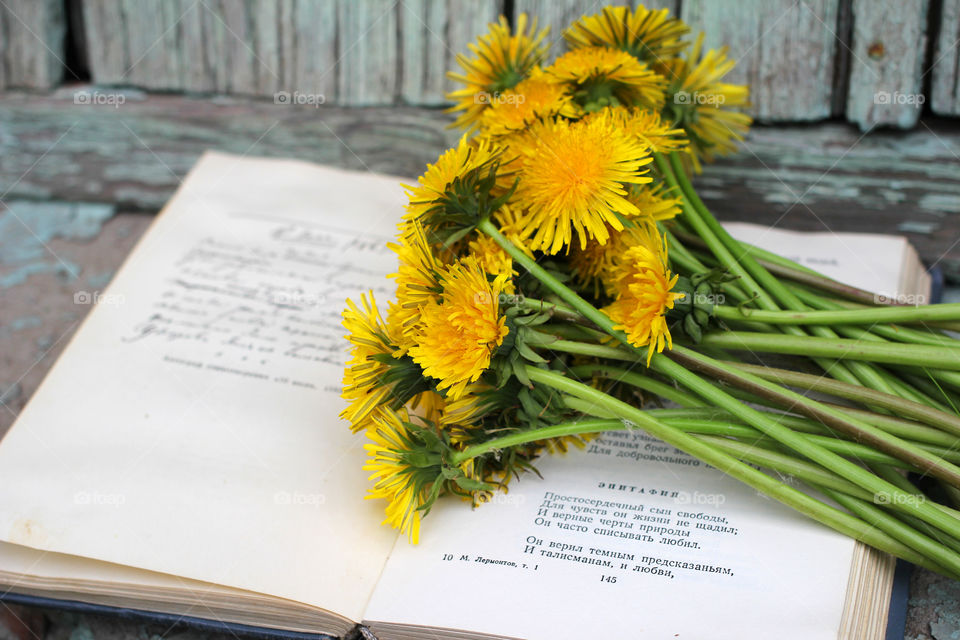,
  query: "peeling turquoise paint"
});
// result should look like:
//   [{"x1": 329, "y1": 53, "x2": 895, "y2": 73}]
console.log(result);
[
  {"x1": 8, "y1": 316, "x2": 41, "y2": 332},
  {"x1": 0, "y1": 200, "x2": 115, "y2": 288},
  {"x1": 0, "y1": 260, "x2": 80, "y2": 288},
  {"x1": 911, "y1": 578, "x2": 960, "y2": 639},
  {"x1": 66, "y1": 619, "x2": 95, "y2": 640},
  {"x1": 86, "y1": 269, "x2": 116, "y2": 290}
]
